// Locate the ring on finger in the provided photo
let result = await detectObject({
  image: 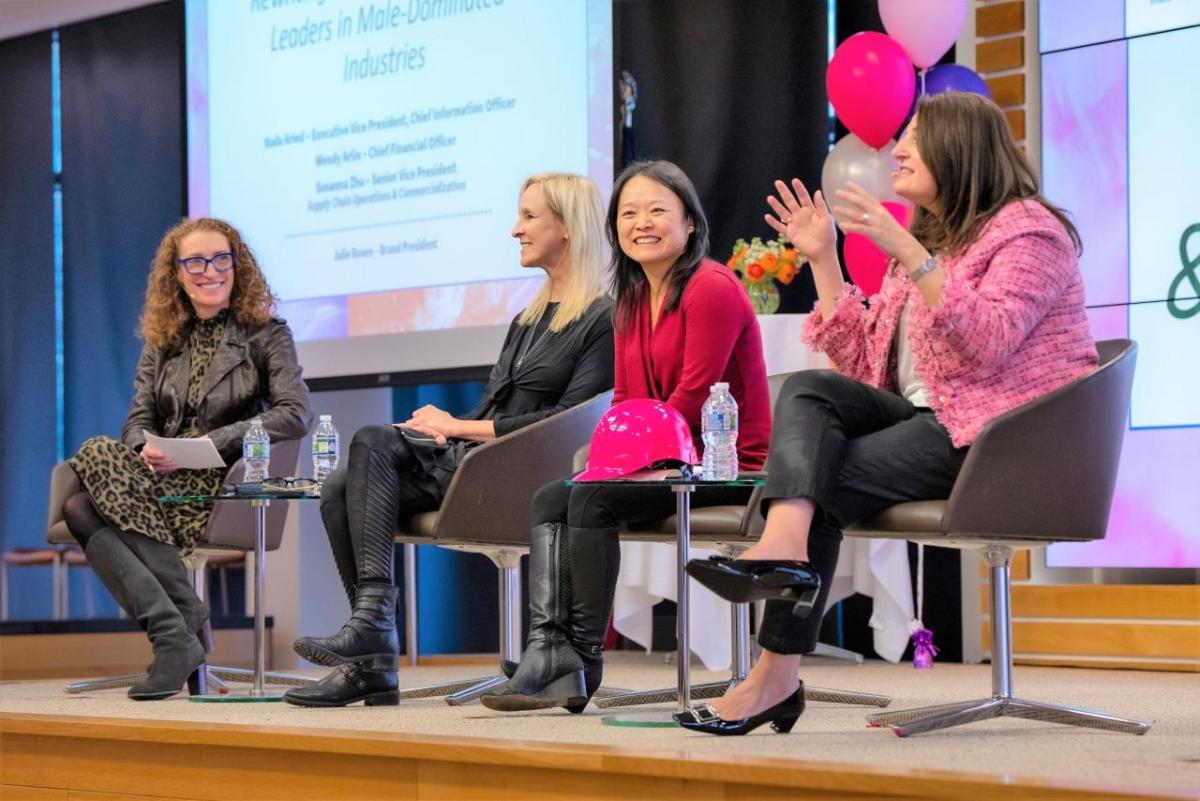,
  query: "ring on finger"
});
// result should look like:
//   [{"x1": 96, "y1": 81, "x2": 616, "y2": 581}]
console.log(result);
[{"x1": 861, "y1": 213, "x2": 870, "y2": 223}]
